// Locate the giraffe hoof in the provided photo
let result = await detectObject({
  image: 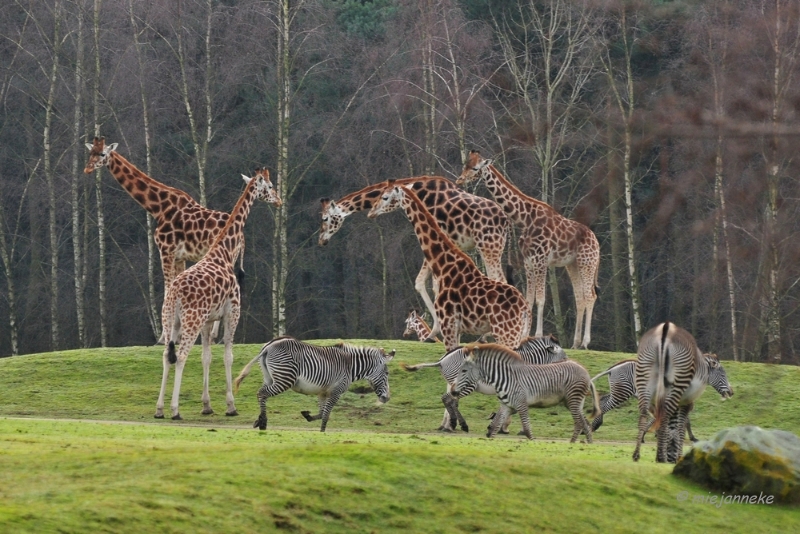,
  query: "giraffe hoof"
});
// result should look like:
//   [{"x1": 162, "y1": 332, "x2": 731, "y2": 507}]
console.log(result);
[
  {"x1": 225, "y1": 410, "x2": 238, "y2": 417},
  {"x1": 202, "y1": 408, "x2": 214, "y2": 415},
  {"x1": 423, "y1": 337, "x2": 436, "y2": 343},
  {"x1": 154, "y1": 413, "x2": 164, "y2": 419},
  {"x1": 171, "y1": 414, "x2": 183, "y2": 421}
]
